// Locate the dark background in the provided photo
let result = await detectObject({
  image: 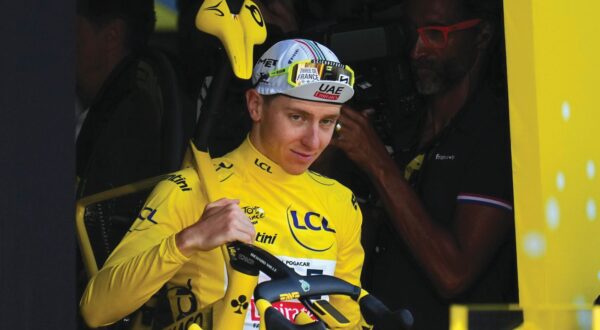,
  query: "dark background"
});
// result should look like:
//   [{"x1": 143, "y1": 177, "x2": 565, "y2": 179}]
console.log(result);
[{"x1": 0, "y1": 0, "x2": 76, "y2": 329}]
